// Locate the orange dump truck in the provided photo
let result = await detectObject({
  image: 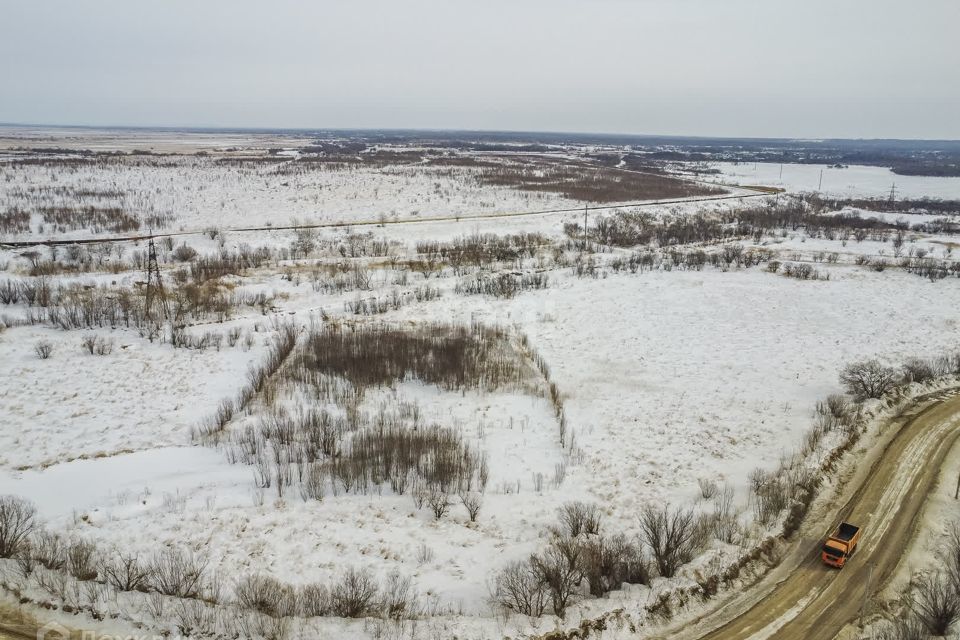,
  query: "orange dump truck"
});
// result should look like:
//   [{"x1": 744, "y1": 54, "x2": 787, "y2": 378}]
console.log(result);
[{"x1": 821, "y1": 522, "x2": 861, "y2": 568}]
